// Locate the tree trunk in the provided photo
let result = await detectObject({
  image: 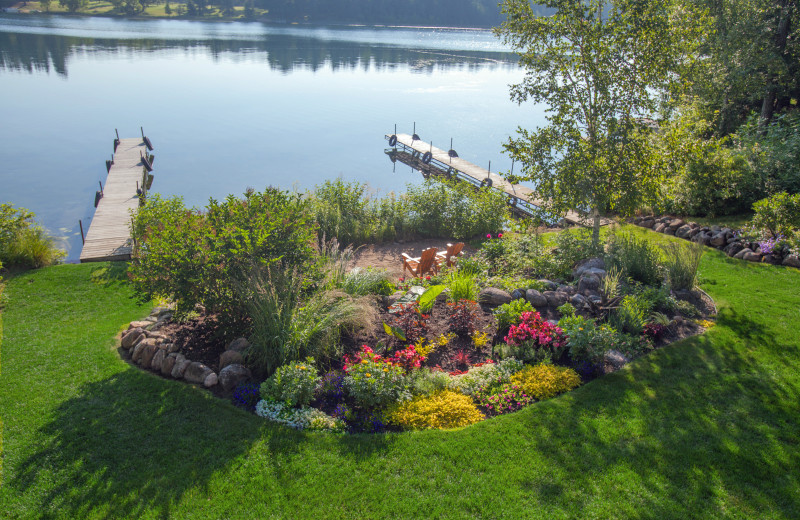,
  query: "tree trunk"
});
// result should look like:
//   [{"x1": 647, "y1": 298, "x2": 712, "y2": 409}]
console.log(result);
[{"x1": 592, "y1": 207, "x2": 601, "y2": 249}]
